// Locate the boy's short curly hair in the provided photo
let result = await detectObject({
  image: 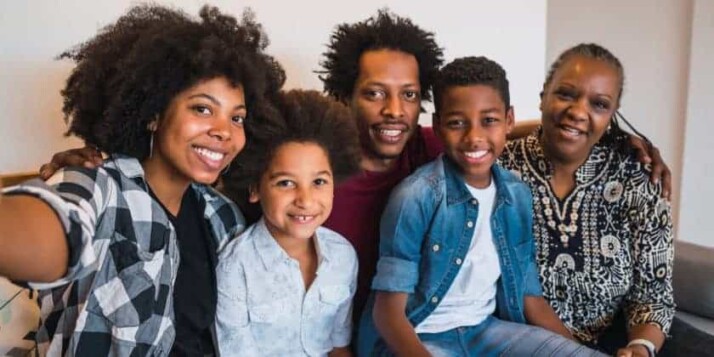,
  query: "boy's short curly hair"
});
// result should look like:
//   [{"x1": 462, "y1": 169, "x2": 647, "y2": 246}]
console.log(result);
[
  {"x1": 223, "y1": 90, "x2": 361, "y2": 196},
  {"x1": 318, "y1": 9, "x2": 443, "y2": 103},
  {"x1": 60, "y1": 4, "x2": 285, "y2": 160},
  {"x1": 433, "y1": 56, "x2": 511, "y2": 114}
]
